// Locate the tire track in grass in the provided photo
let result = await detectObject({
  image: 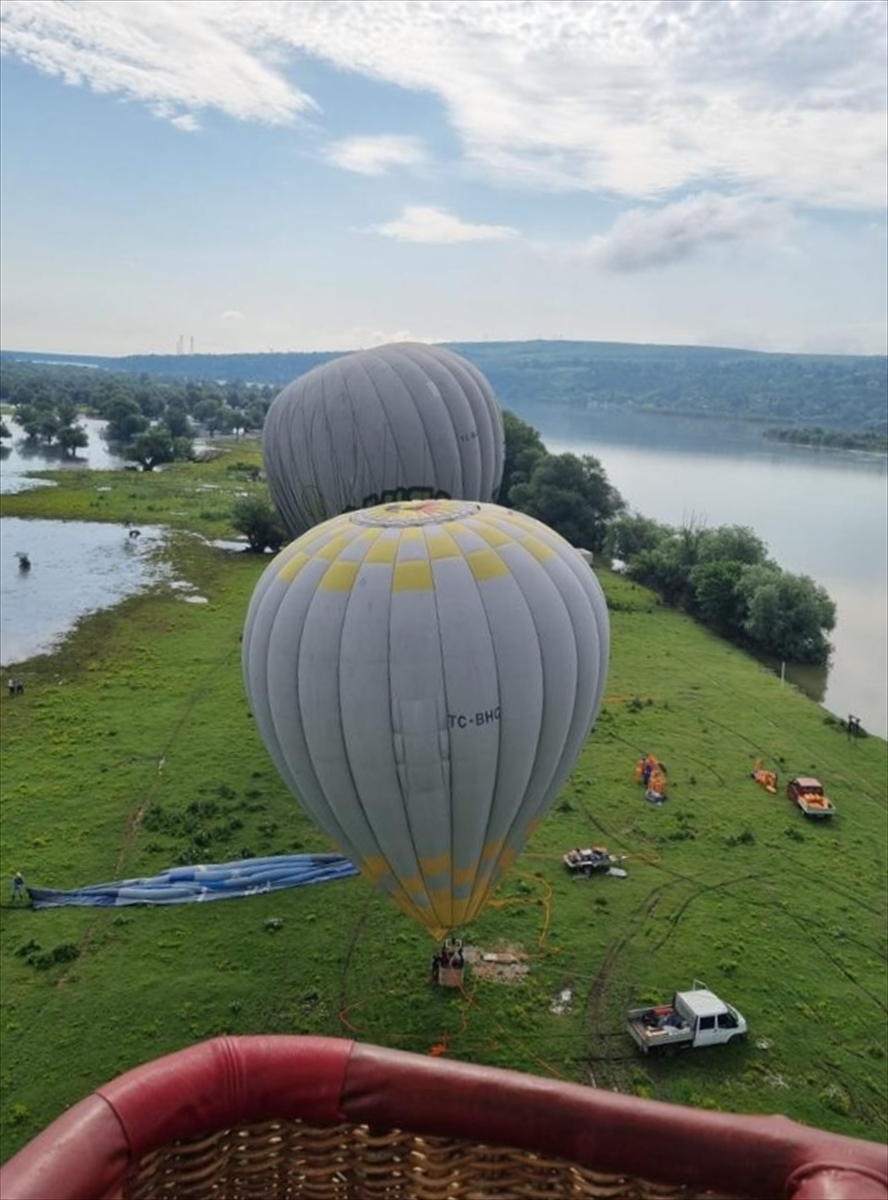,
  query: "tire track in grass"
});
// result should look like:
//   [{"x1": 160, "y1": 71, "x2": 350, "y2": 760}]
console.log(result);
[
  {"x1": 645, "y1": 871, "x2": 776, "y2": 955},
  {"x1": 775, "y1": 852, "x2": 887, "y2": 920},
  {"x1": 681, "y1": 668, "x2": 885, "y2": 807},
  {"x1": 644, "y1": 863, "x2": 886, "y2": 1006},
  {"x1": 747, "y1": 888, "x2": 887, "y2": 1015},
  {"x1": 581, "y1": 878, "x2": 684, "y2": 1090},
  {"x1": 338, "y1": 911, "x2": 369, "y2": 1029},
  {"x1": 58, "y1": 643, "x2": 240, "y2": 984}
]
